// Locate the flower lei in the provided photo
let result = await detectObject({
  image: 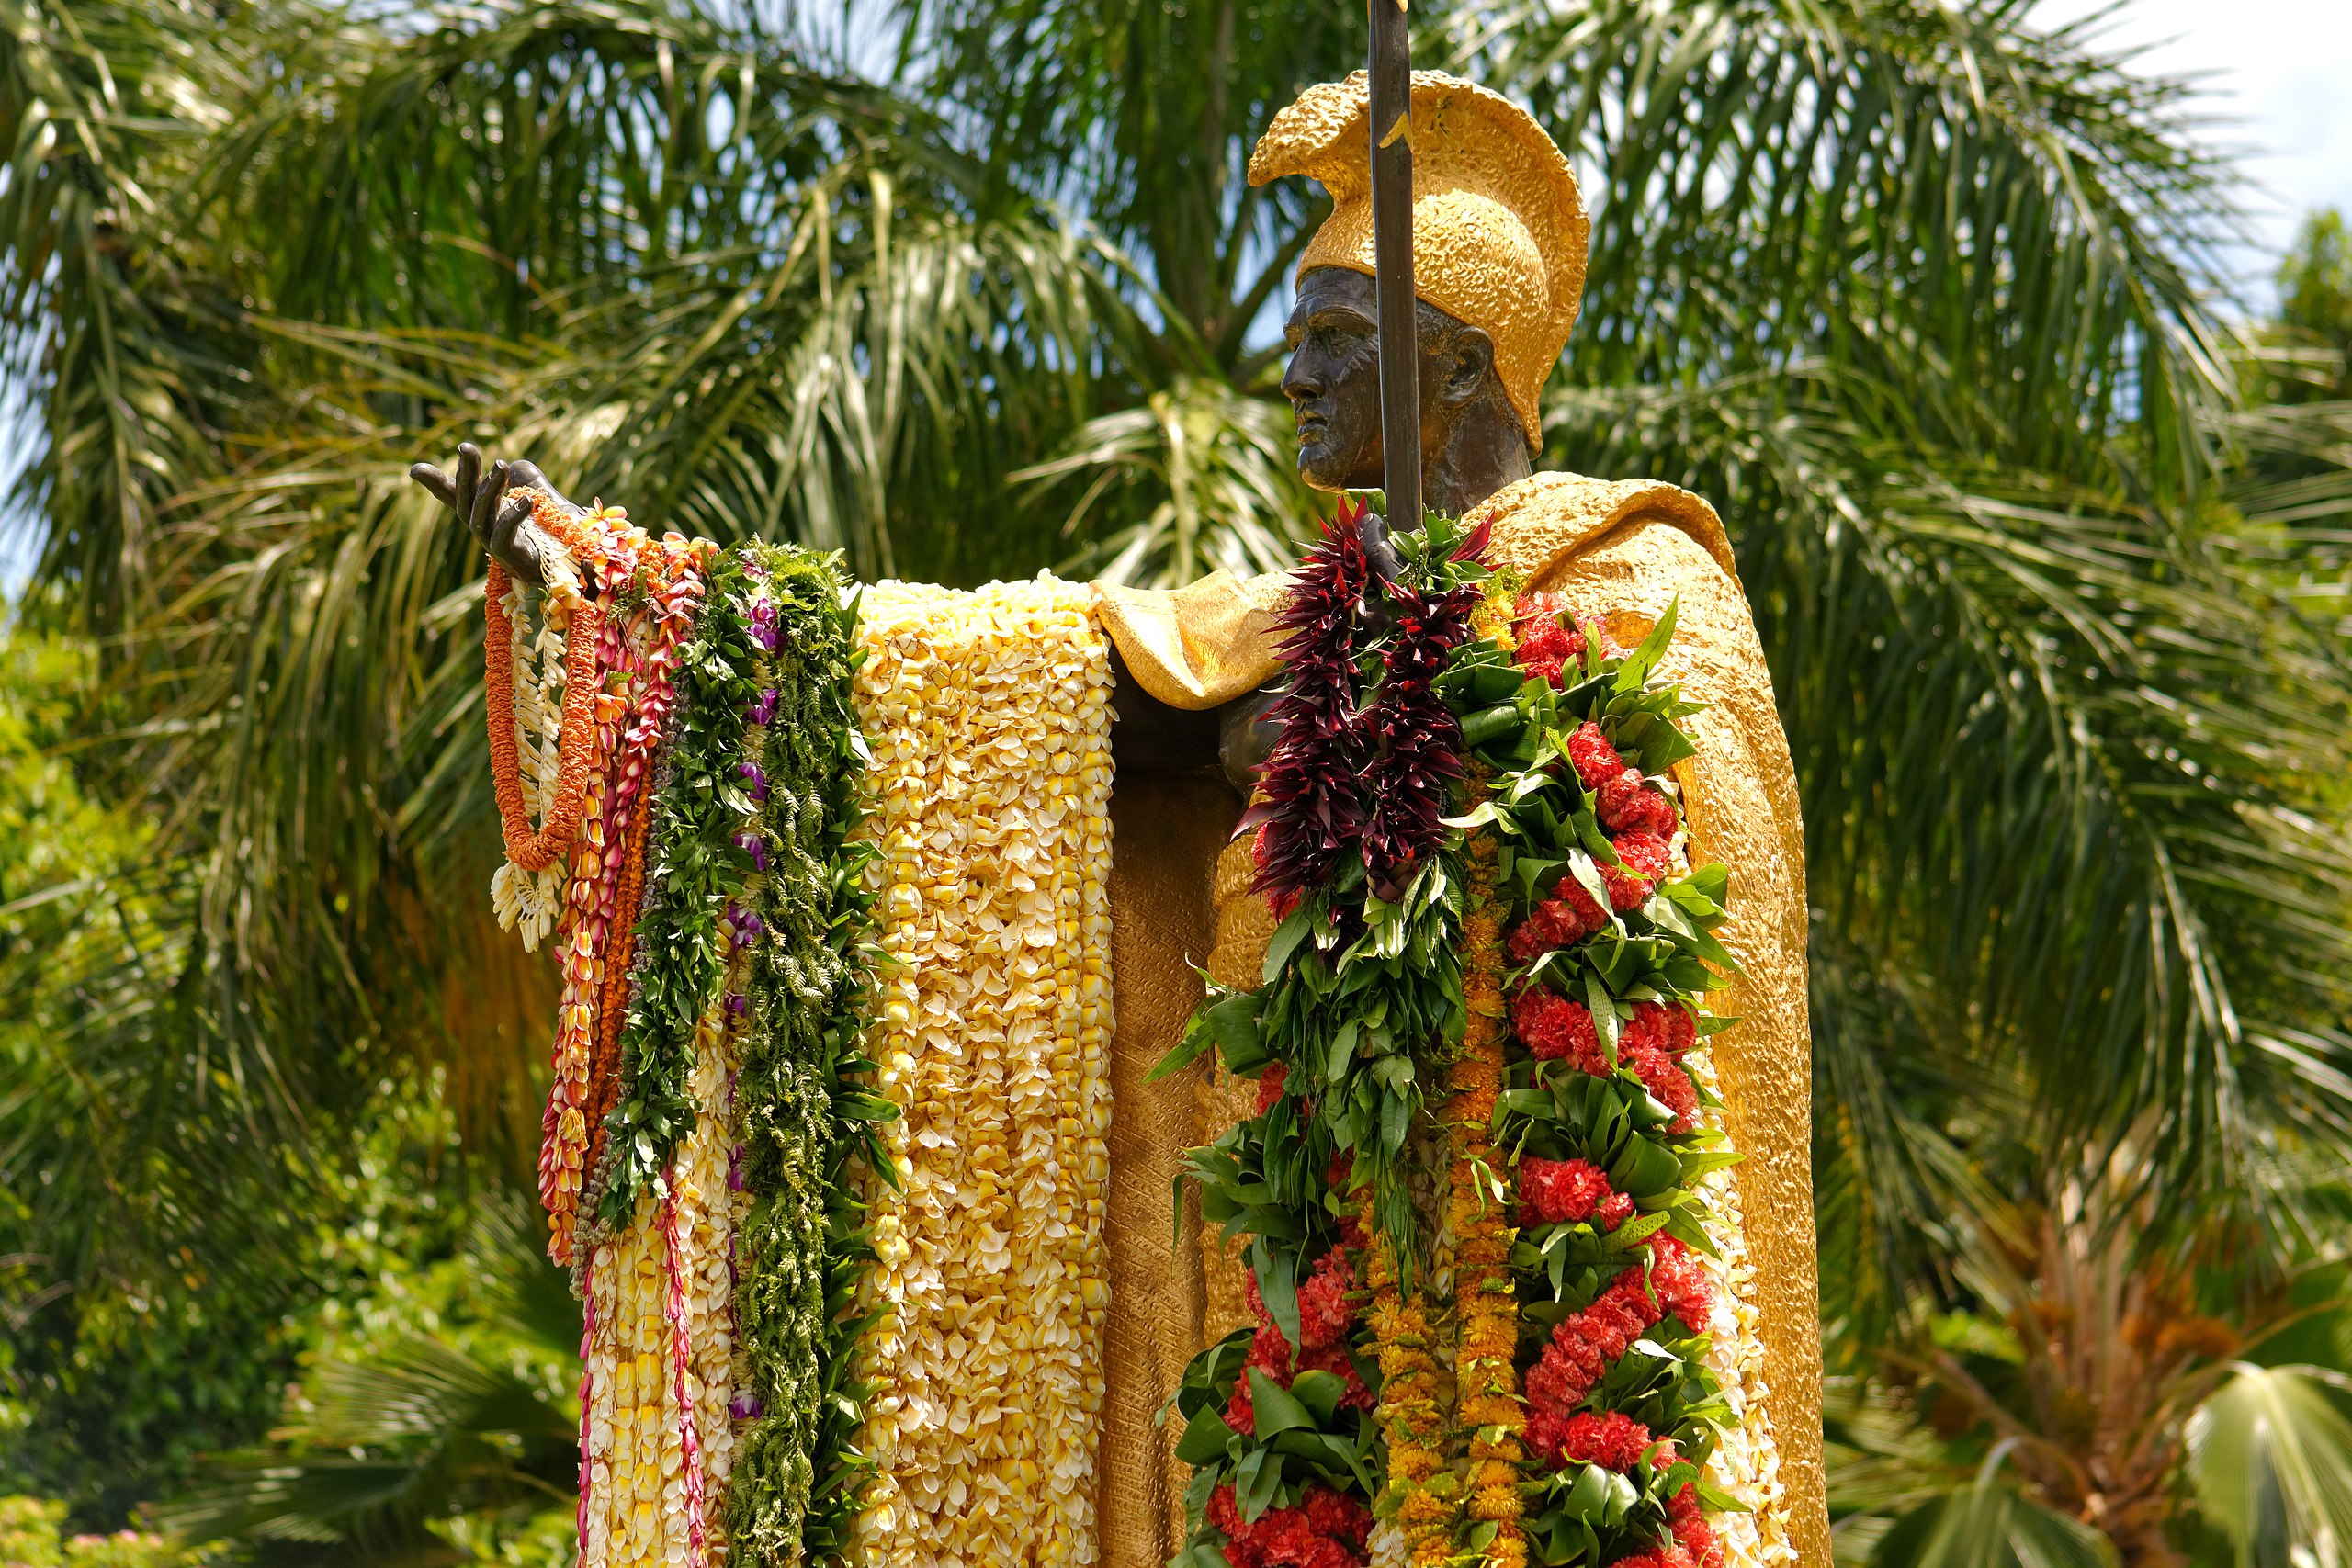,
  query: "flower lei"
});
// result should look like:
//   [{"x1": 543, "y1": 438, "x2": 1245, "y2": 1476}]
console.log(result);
[
  {"x1": 1453, "y1": 775, "x2": 1526, "y2": 1564},
  {"x1": 1238, "y1": 499, "x2": 1484, "y2": 1270},
  {"x1": 1457, "y1": 591, "x2": 1746, "y2": 1568},
  {"x1": 483, "y1": 503, "x2": 884, "y2": 1568},
  {"x1": 846, "y1": 579, "x2": 1116, "y2": 1568},
  {"x1": 483, "y1": 507, "x2": 605, "y2": 874},
  {"x1": 1163, "y1": 512, "x2": 1487, "y2": 1568},
  {"x1": 489, "y1": 570, "x2": 573, "y2": 948},
  {"x1": 485, "y1": 490, "x2": 701, "y2": 1261},
  {"x1": 576, "y1": 540, "x2": 707, "y2": 1244},
  {"x1": 729, "y1": 543, "x2": 887, "y2": 1567},
  {"x1": 1167, "y1": 509, "x2": 1765, "y2": 1568}
]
